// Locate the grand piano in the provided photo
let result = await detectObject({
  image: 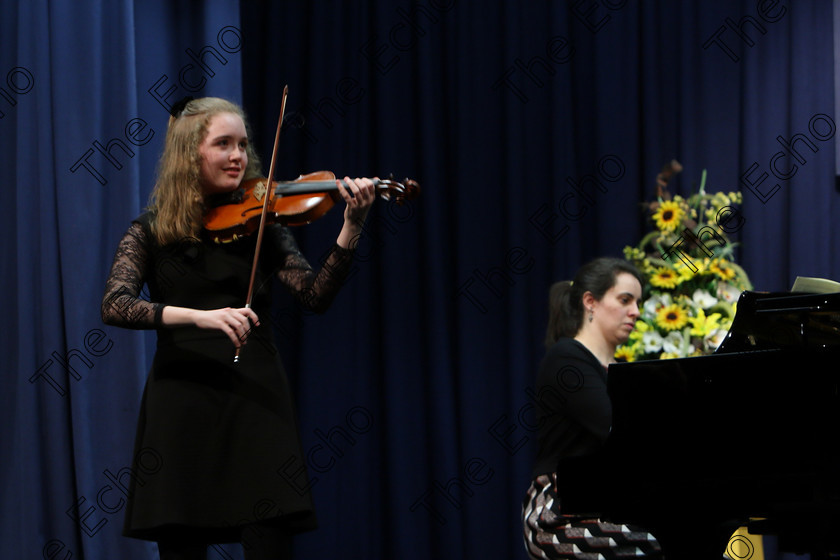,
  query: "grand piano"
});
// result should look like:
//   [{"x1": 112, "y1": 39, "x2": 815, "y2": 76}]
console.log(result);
[{"x1": 555, "y1": 290, "x2": 840, "y2": 559}]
